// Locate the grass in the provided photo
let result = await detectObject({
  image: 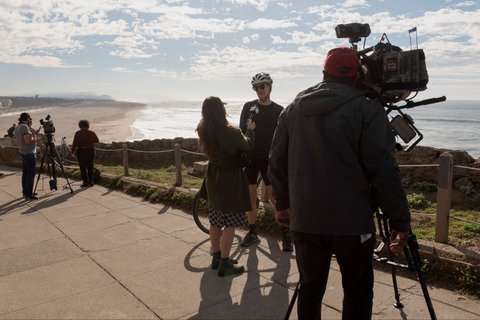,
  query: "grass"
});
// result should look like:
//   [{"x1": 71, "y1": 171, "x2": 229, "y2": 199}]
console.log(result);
[{"x1": 95, "y1": 164, "x2": 203, "y2": 189}]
